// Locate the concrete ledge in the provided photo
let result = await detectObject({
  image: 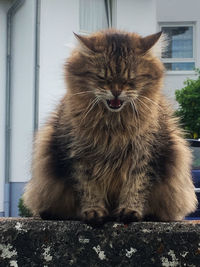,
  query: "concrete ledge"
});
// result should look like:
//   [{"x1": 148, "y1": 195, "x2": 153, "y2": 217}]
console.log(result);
[{"x1": 0, "y1": 219, "x2": 200, "y2": 266}]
